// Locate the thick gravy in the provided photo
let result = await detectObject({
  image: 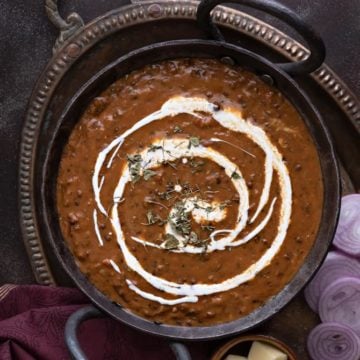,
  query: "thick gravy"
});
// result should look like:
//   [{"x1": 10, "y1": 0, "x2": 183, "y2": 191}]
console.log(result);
[{"x1": 57, "y1": 58, "x2": 323, "y2": 326}]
